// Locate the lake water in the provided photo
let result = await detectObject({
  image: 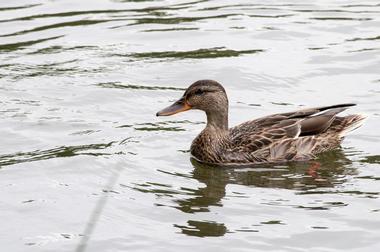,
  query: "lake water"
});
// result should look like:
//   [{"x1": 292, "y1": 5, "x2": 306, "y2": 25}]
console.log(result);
[{"x1": 0, "y1": 0, "x2": 380, "y2": 251}]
